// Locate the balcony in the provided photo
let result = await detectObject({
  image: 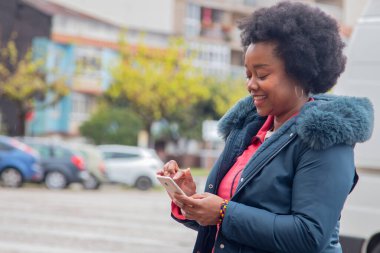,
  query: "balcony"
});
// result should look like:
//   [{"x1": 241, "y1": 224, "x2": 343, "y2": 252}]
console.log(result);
[
  {"x1": 188, "y1": 0, "x2": 257, "y2": 15},
  {"x1": 200, "y1": 22, "x2": 232, "y2": 42}
]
